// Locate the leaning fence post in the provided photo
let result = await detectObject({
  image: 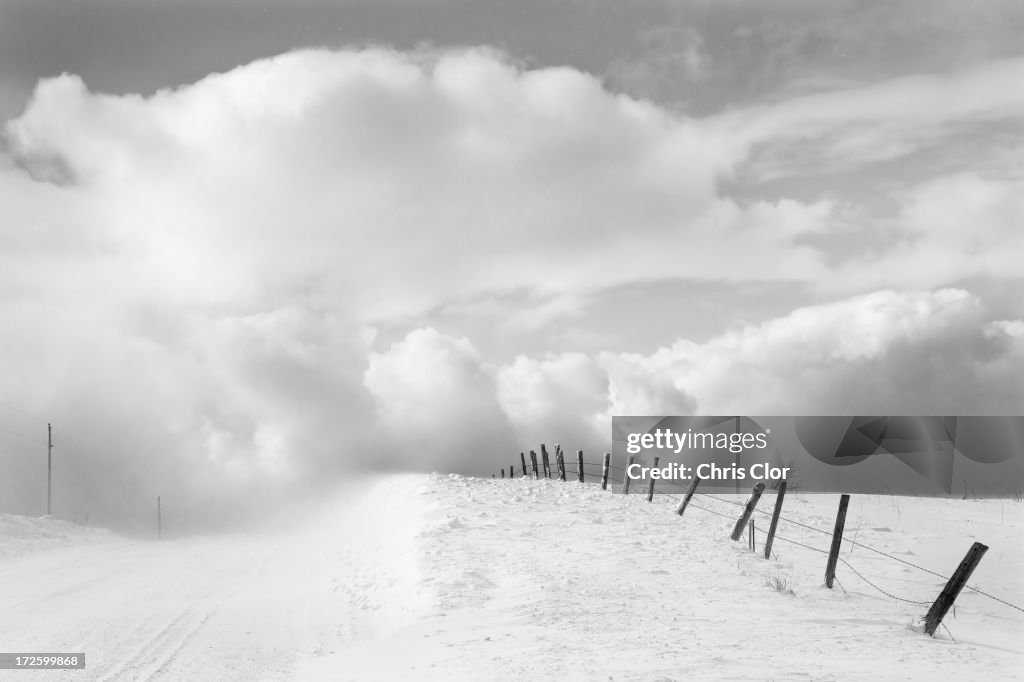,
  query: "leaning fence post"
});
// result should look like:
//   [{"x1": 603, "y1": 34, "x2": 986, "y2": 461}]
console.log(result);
[
  {"x1": 646, "y1": 457, "x2": 659, "y2": 502},
  {"x1": 520, "y1": 452, "x2": 527, "y2": 477},
  {"x1": 530, "y1": 450, "x2": 539, "y2": 479},
  {"x1": 825, "y1": 494, "x2": 851, "y2": 588},
  {"x1": 601, "y1": 452, "x2": 611, "y2": 490},
  {"x1": 577, "y1": 450, "x2": 584, "y2": 483},
  {"x1": 676, "y1": 475, "x2": 702, "y2": 516},
  {"x1": 924, "y1": 542, "x2": 989, "y2": 635},
  {"x1": 541, "y1": 444, "x2": 551, "y2": 479},
  {"x1": 749, "y1": 519, "x2": 755, "y2": 551},
  {"x1": 621, "y1": 455, "x2": 635, "y2": 494},
  {"x1": 764, "y1": 481, "x2": 787, "y2": 560},
  {"x1": 730, "y1": 483, "x2": 766, "y2": 541}
]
